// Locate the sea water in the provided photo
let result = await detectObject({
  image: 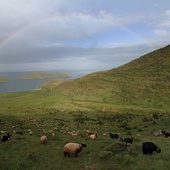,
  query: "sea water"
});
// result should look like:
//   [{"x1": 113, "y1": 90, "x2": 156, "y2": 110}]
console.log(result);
[{"x1": 0, "y1": 71, "x2": 86, "y2": 93}]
